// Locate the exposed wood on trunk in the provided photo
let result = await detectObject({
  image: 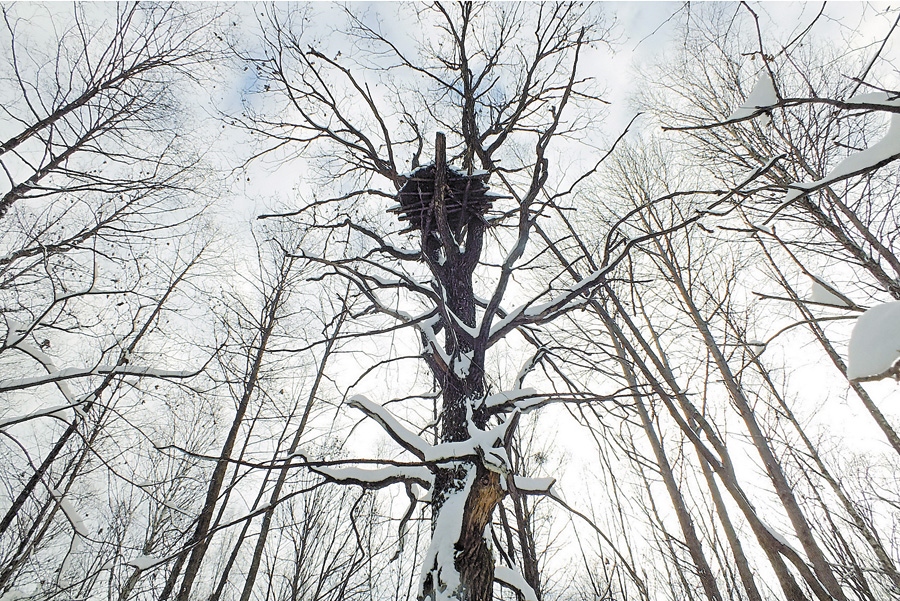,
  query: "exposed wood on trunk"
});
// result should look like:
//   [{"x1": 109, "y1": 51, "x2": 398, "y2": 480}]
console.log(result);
[{"x1": 455, "y1": 469, "x2": 504, "y2": 601}]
